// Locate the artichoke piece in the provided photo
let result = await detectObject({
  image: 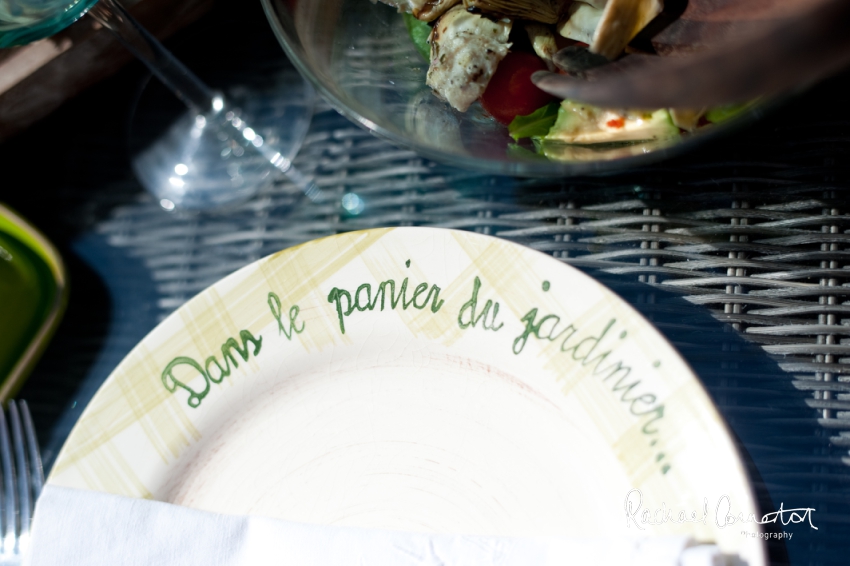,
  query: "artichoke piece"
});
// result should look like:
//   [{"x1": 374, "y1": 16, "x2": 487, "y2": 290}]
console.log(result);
[
  {"x1": 545, "y1": 101, "x2": 679, "y2": 144},
  {"x1": 591, "y1": 0, "x2": 663, "y2": 59},
  {"x1": 463, "y1": 0, "x2": 567, "y2": 25}
]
